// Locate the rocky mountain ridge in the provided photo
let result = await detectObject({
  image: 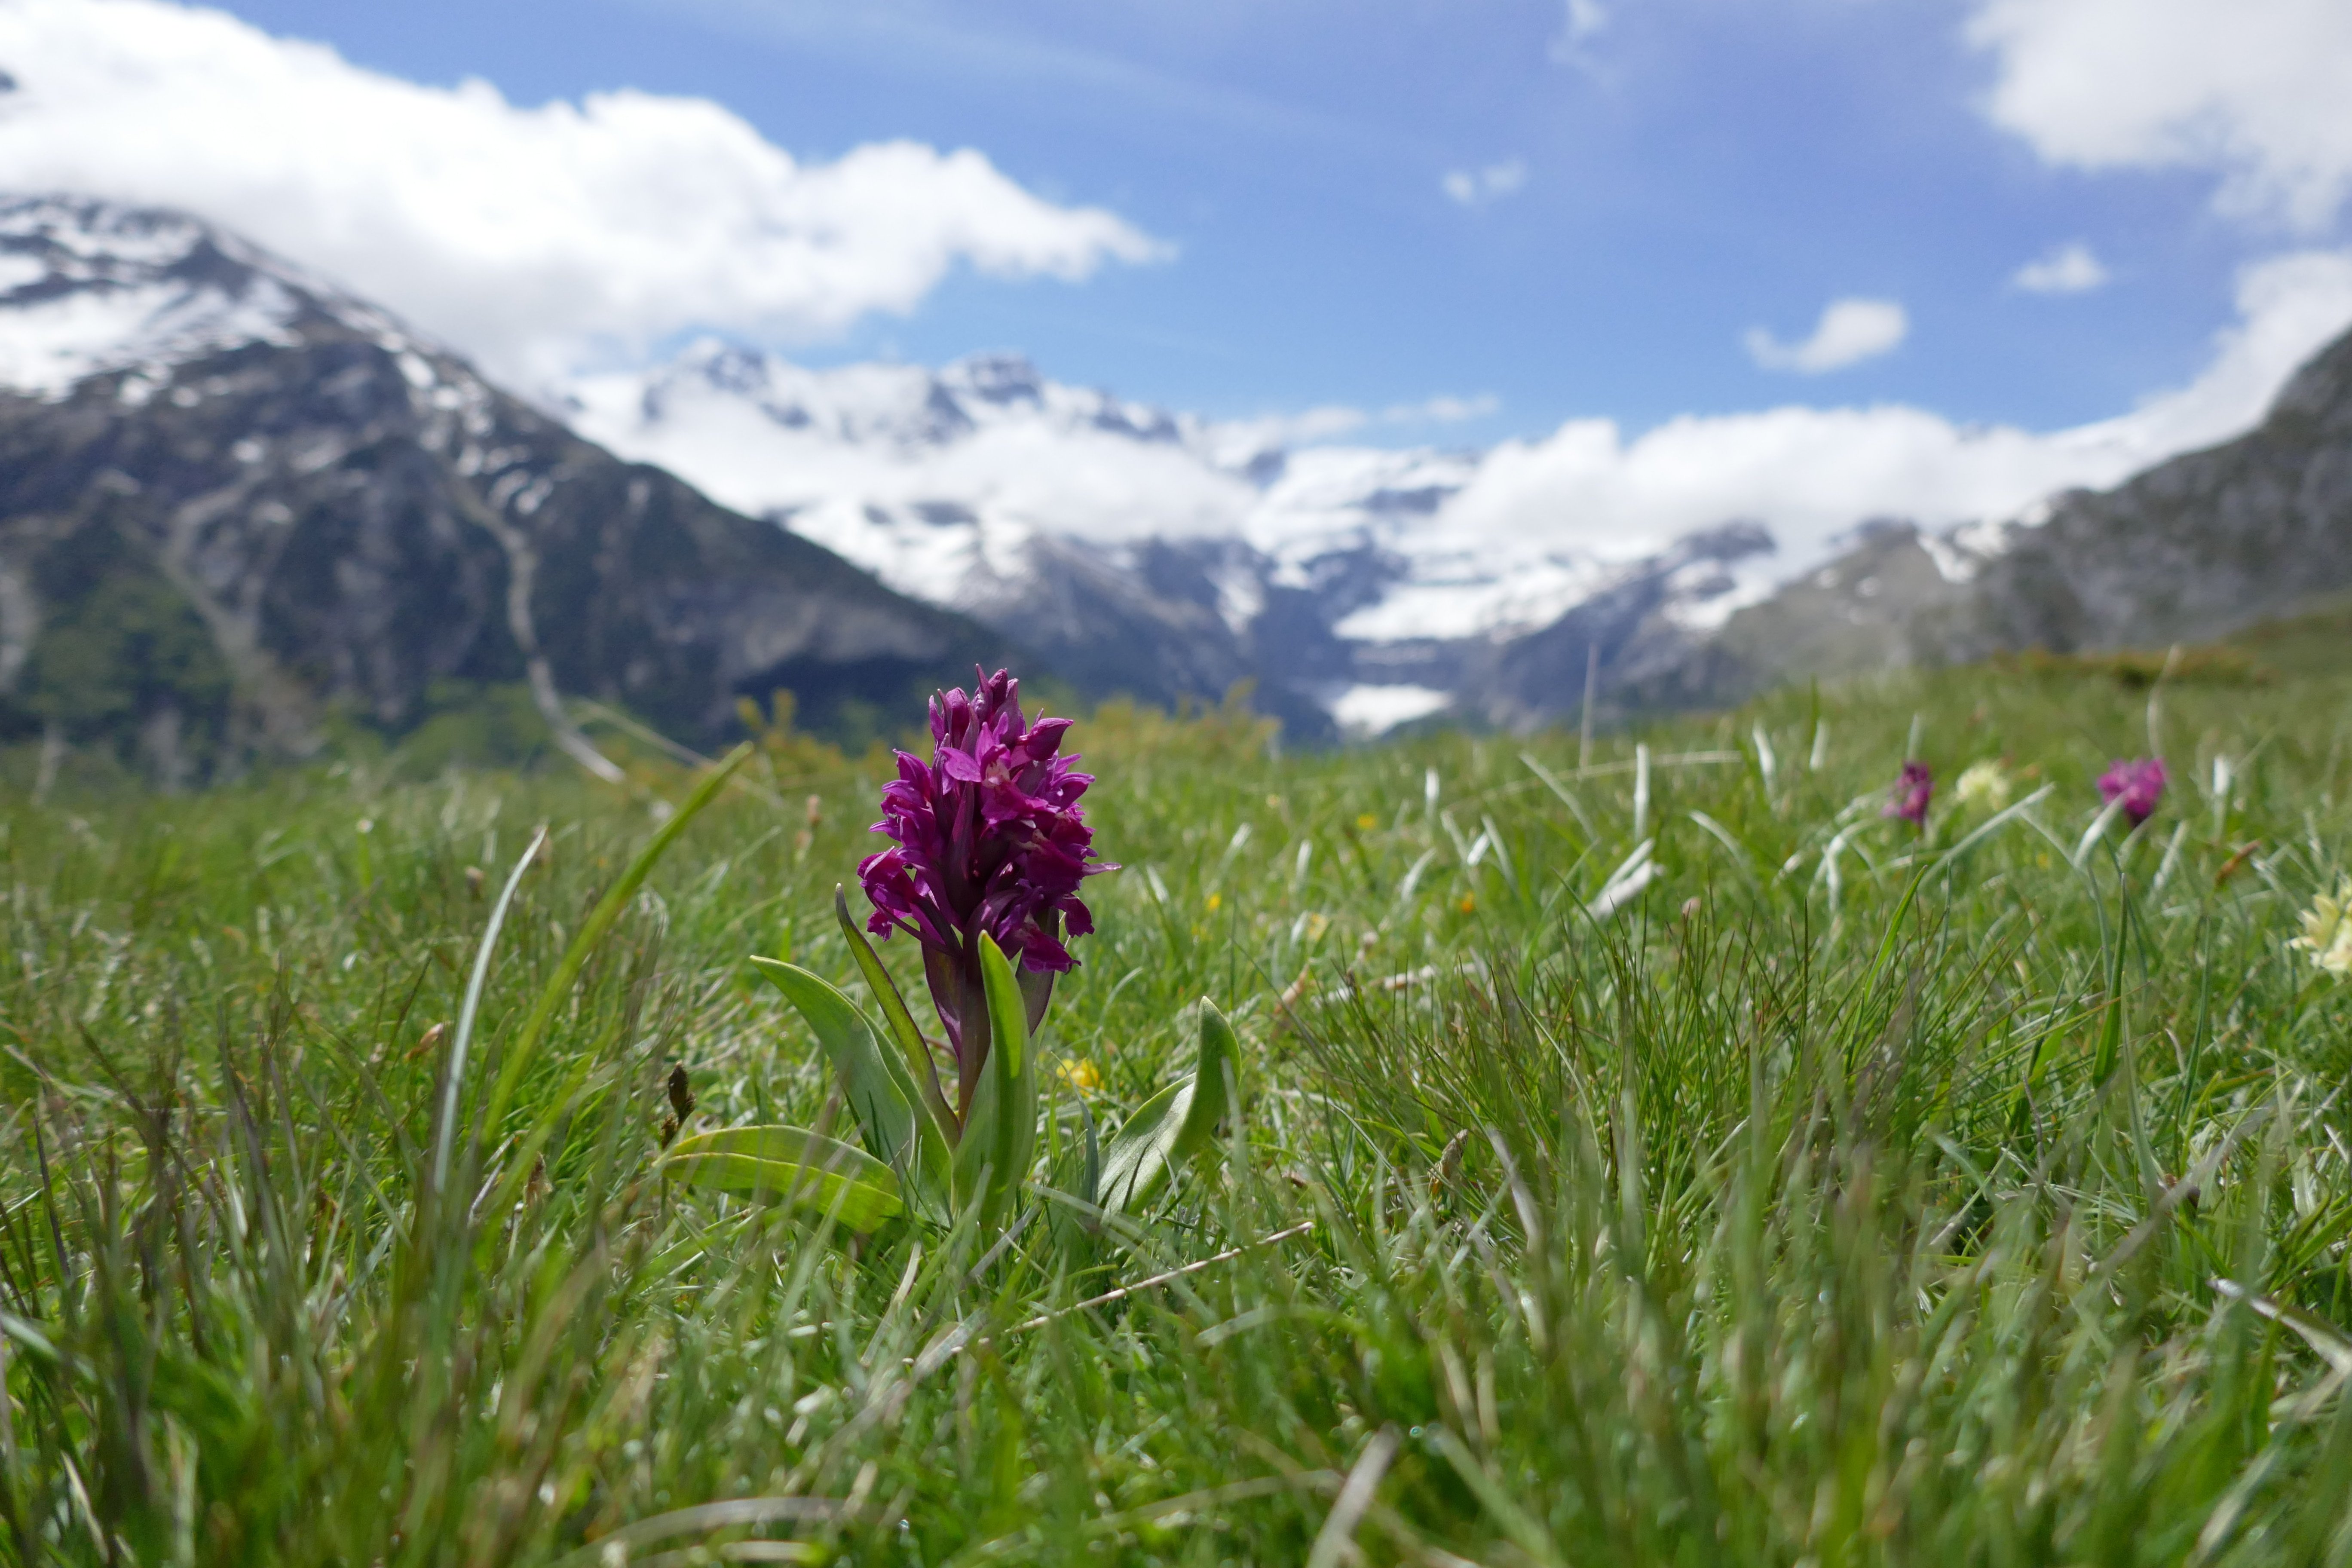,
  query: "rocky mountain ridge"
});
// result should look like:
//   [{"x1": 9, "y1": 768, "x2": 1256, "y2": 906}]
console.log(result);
[
  {"x1": 1632, "y1": 320, "x2": 2352, "y2": 712},
  {"x1": 563, "y1": 300, "x2": 2352, "y2": 738},
  {"x1": 0, "y1": 195, "x2": 1000, "y2": 781},
  {"x1": 564, "y1": 340, "x2": 1760, "y2": 736},
  {"x1": 7, "y1": 193, "x2": 2347, "y2": 769}
]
